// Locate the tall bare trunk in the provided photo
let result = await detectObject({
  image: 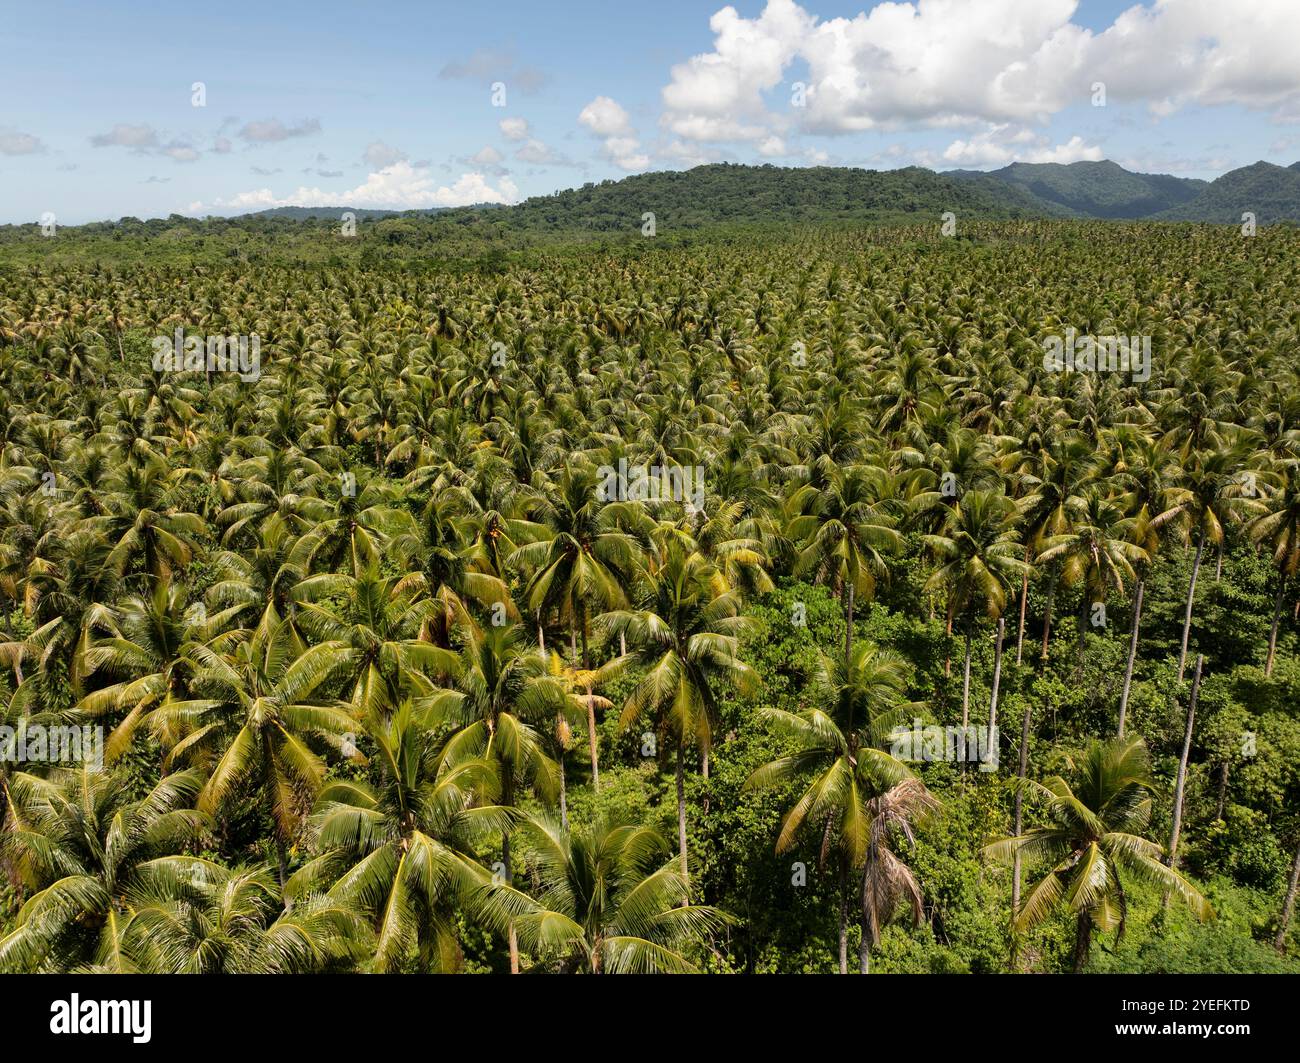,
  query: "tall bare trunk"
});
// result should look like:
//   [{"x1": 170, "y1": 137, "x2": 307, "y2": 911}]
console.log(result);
[
  {"x1": 1168, "y1": 655, "x2": 1203, "y2": 872},
  {"x1": 503, "y1": 771, "x2": 519, "y2": 974},
  {"x1": 1012, "y1": 698, "x2": 1032, "y2": 920},
  {"x1": 859, "y1": 852, "x2": 873, "y2": 974},
  {"x1": 838, "y1": 858, "x2": 849, "y2": 974},
  {"x1": 1040, "y1": 569, "x2": 1058, "y2": 663},
  {"x1": 987, "y1": 617, "x2": 1005, "y2": 755},
  {"x1": 1072, "y1": 913, "x2": 1092, "y2": 972},
  {"x1": 1118, "y1": 579, "x2": 1143, "y2": 737},
  {"x1": 1275, "y1": 836, "x2": 1300, "y2": 952},
  {"x1": 675, "y1": 741, "x2": 689, "y2": 889},
  {"x1": 1177, "y1": 534, "x2": 1205, "y2": 683},
  {"x1": 1015, "y1": 557, "x2": 1030, "y2": 666},
  {"x1": 844, "y1": 581, "x2": 855, "y2": 664},
  {"x1": 1266, "y1": 577, "x2": 1285, "y2": 676},
  {"x1": 586, "y1": 693, "x2": 600, "y2": 793},
  {"x1": 960, "y1": 624, "x2": 973, "y2": 777},
  {"x1": 558, "y1": 750, "x2": 567, "y2": 831}
]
